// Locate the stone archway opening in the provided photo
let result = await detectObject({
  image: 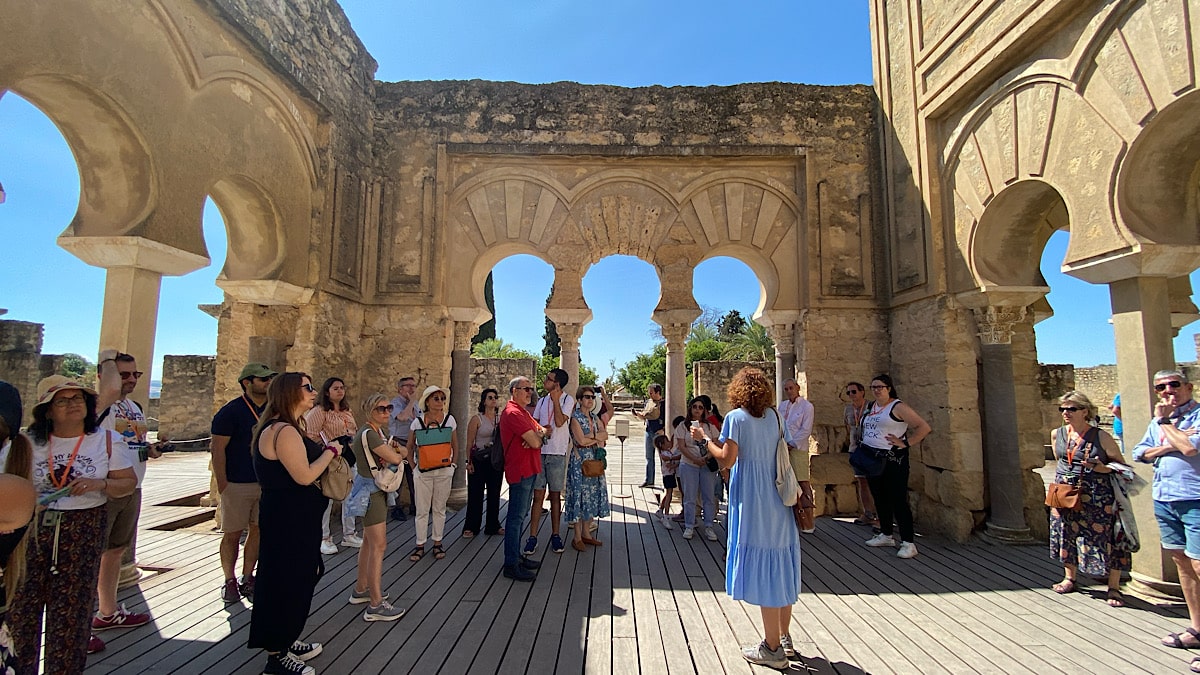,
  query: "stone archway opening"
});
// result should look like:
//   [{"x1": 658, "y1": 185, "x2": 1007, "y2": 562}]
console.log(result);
[
  {"x1": 480, "y1": 252, "x2": 555, "y2": 360},
  {"x1": 579, "y1": 254, "x2": 661, "y2": 388},
  {"x1": 690, "y1": 255, "x2": 769, "y2": 411}
]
